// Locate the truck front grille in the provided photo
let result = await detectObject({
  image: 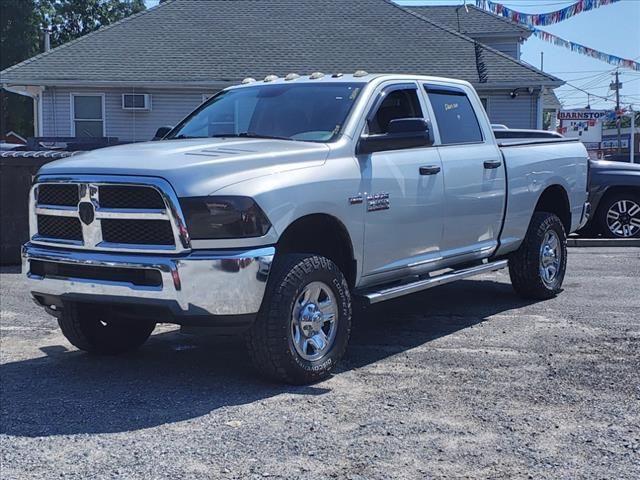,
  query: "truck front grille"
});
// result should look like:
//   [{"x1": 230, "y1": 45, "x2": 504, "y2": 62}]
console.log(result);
[
  {"x1": 30, "y1": 178, "x2": 188, "y2": 253},
  {"x1": 101, "y1": 219, "x2": 175, "y2": 245},
  {"x1": 37, "y1": 184, "x2": 79, "y2": 206},
  {"x1": 99, "y1": 185, "x2": 165, "y2": 209},
  {"x1": 37, "y1": 215, "x2": 82, "y2": 241}
]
